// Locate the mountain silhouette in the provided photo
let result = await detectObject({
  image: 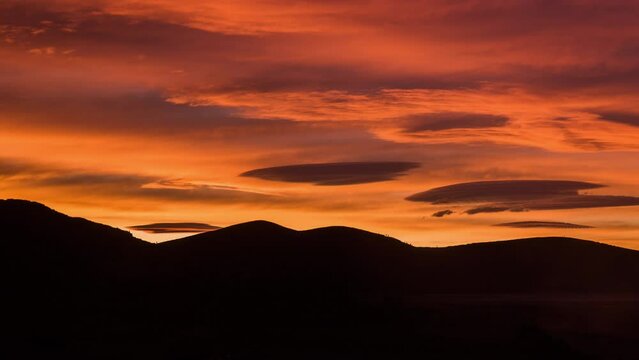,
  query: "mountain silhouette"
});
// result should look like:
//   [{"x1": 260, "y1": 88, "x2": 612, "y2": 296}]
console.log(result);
[
  {"x1": 1, "y1": 199, "x2": 149, "y2": 281},
  {"x1": 2, "y1": 199, "x2": 639, "y2": 359}
]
